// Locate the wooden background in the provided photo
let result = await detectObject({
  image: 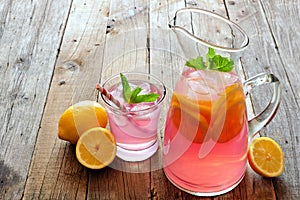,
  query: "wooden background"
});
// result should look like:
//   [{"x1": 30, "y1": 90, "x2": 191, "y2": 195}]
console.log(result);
[{"x1": 0, "y1": 0, "x2": 299, "y2": 199}]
